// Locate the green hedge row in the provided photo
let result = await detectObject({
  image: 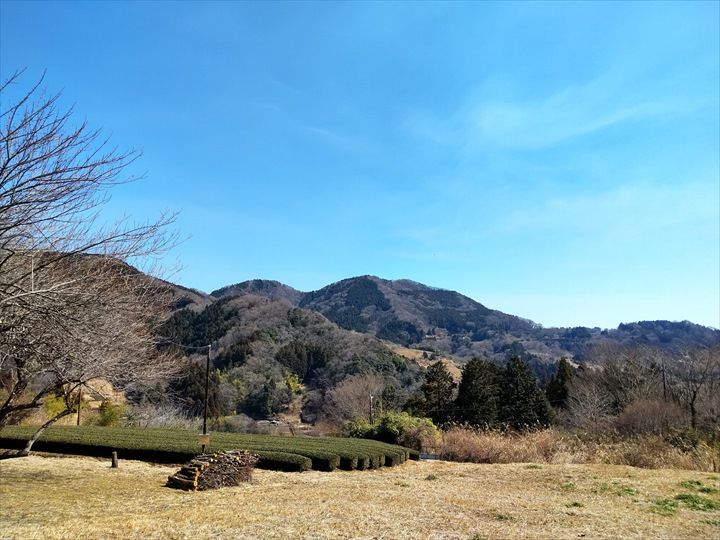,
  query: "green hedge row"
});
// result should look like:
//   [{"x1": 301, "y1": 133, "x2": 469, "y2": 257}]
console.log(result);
[{"x1": 0, "y1": 426, "x2": 414, "y2": 472}]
